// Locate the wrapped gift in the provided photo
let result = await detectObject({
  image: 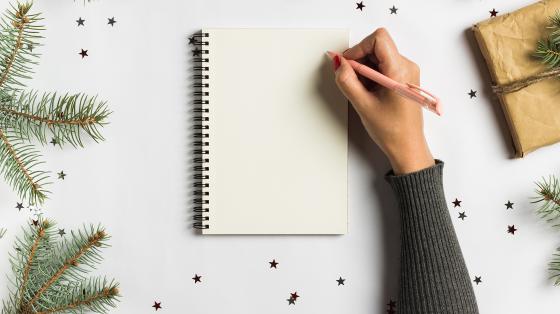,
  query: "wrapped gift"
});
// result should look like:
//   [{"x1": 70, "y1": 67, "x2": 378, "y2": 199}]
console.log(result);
[{"x1": 473, "y1": 0, "x2": 560, "y2": 157}]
